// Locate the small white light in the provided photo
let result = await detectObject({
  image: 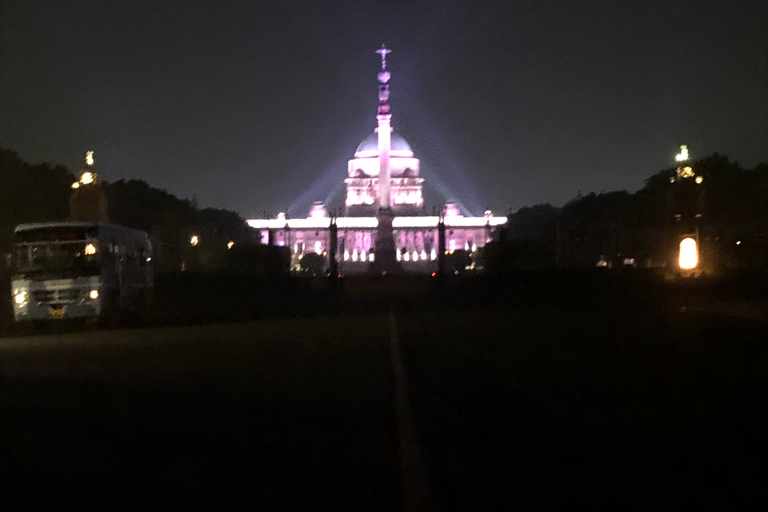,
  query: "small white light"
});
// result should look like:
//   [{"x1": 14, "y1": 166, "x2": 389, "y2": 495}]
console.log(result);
[
  {"x1": 84, "y1": 243, "x2": 97, "y2": 255},
  {"x1": 85, "y1": 150, "x2": 94, "y2": 166},
  {"x1": 89, "y1": 289, "x2": 99, "y2": 300},
  {"x1": 736, "y1": 241, "x2": 741, "y2": 245},
  {"x1": 14, "y1": 291, "x2": 27, "y2": 305},
  {"x1": 227, "y1": 241, "x2": 234, "y2": 249},
  {"x1": 695, "y1": 175, "x2": 703, "y2": 184},
  {"x1": 71, "y1": 182, "x2": 80, "y2": 189},
  {"x1": 190, "y1": 235, "x2": 199, "y2": 246}
]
